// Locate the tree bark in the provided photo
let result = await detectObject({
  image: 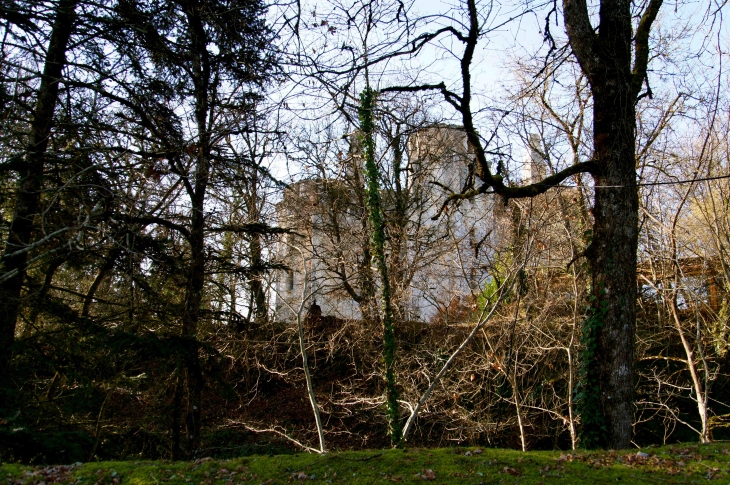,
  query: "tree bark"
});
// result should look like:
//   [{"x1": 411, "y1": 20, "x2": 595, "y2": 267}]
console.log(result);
[
  {"x1": 171, "y1": 364, "x2": 184, "y2": 460},
  {"x1": 584, "y1": 111, "x2": 639, "y2": 449},
  {"x1": 248, "y1": 231, "x2": 268, "y2": 325},
  {"x1": 0, "y1": 0, "x2": 78, "y2": 371}
]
